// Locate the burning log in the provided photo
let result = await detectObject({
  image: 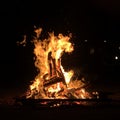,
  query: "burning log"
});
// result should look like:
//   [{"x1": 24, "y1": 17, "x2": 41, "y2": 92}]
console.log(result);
[
  {"x1": 56, "y1": 69, "x2": 66, "y2": 86},
  {"x1": 48, "y1": 51, "x2": 56, "y2": 77},
  {"x1": 63, "y1": 82, "x2": 90, "y2": 99},
  {"x1": 43, "y1": 76, "x2": 63, "y2": 87},
  {"x1": 64, "y1": 93, "x2": 78, "y2": 99},
  {"x1": 57, "y1": 88, "x2": 64, "y2": 94},
  {"x1": 47, "y1": 51, "x2": 67, "y2": 86},
  {"x1": 72, "y1": 82, "x2": 90, "y2": 92},
  {"x1": 68, "y1": 83, "x2": 89, "y2": 93}
]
